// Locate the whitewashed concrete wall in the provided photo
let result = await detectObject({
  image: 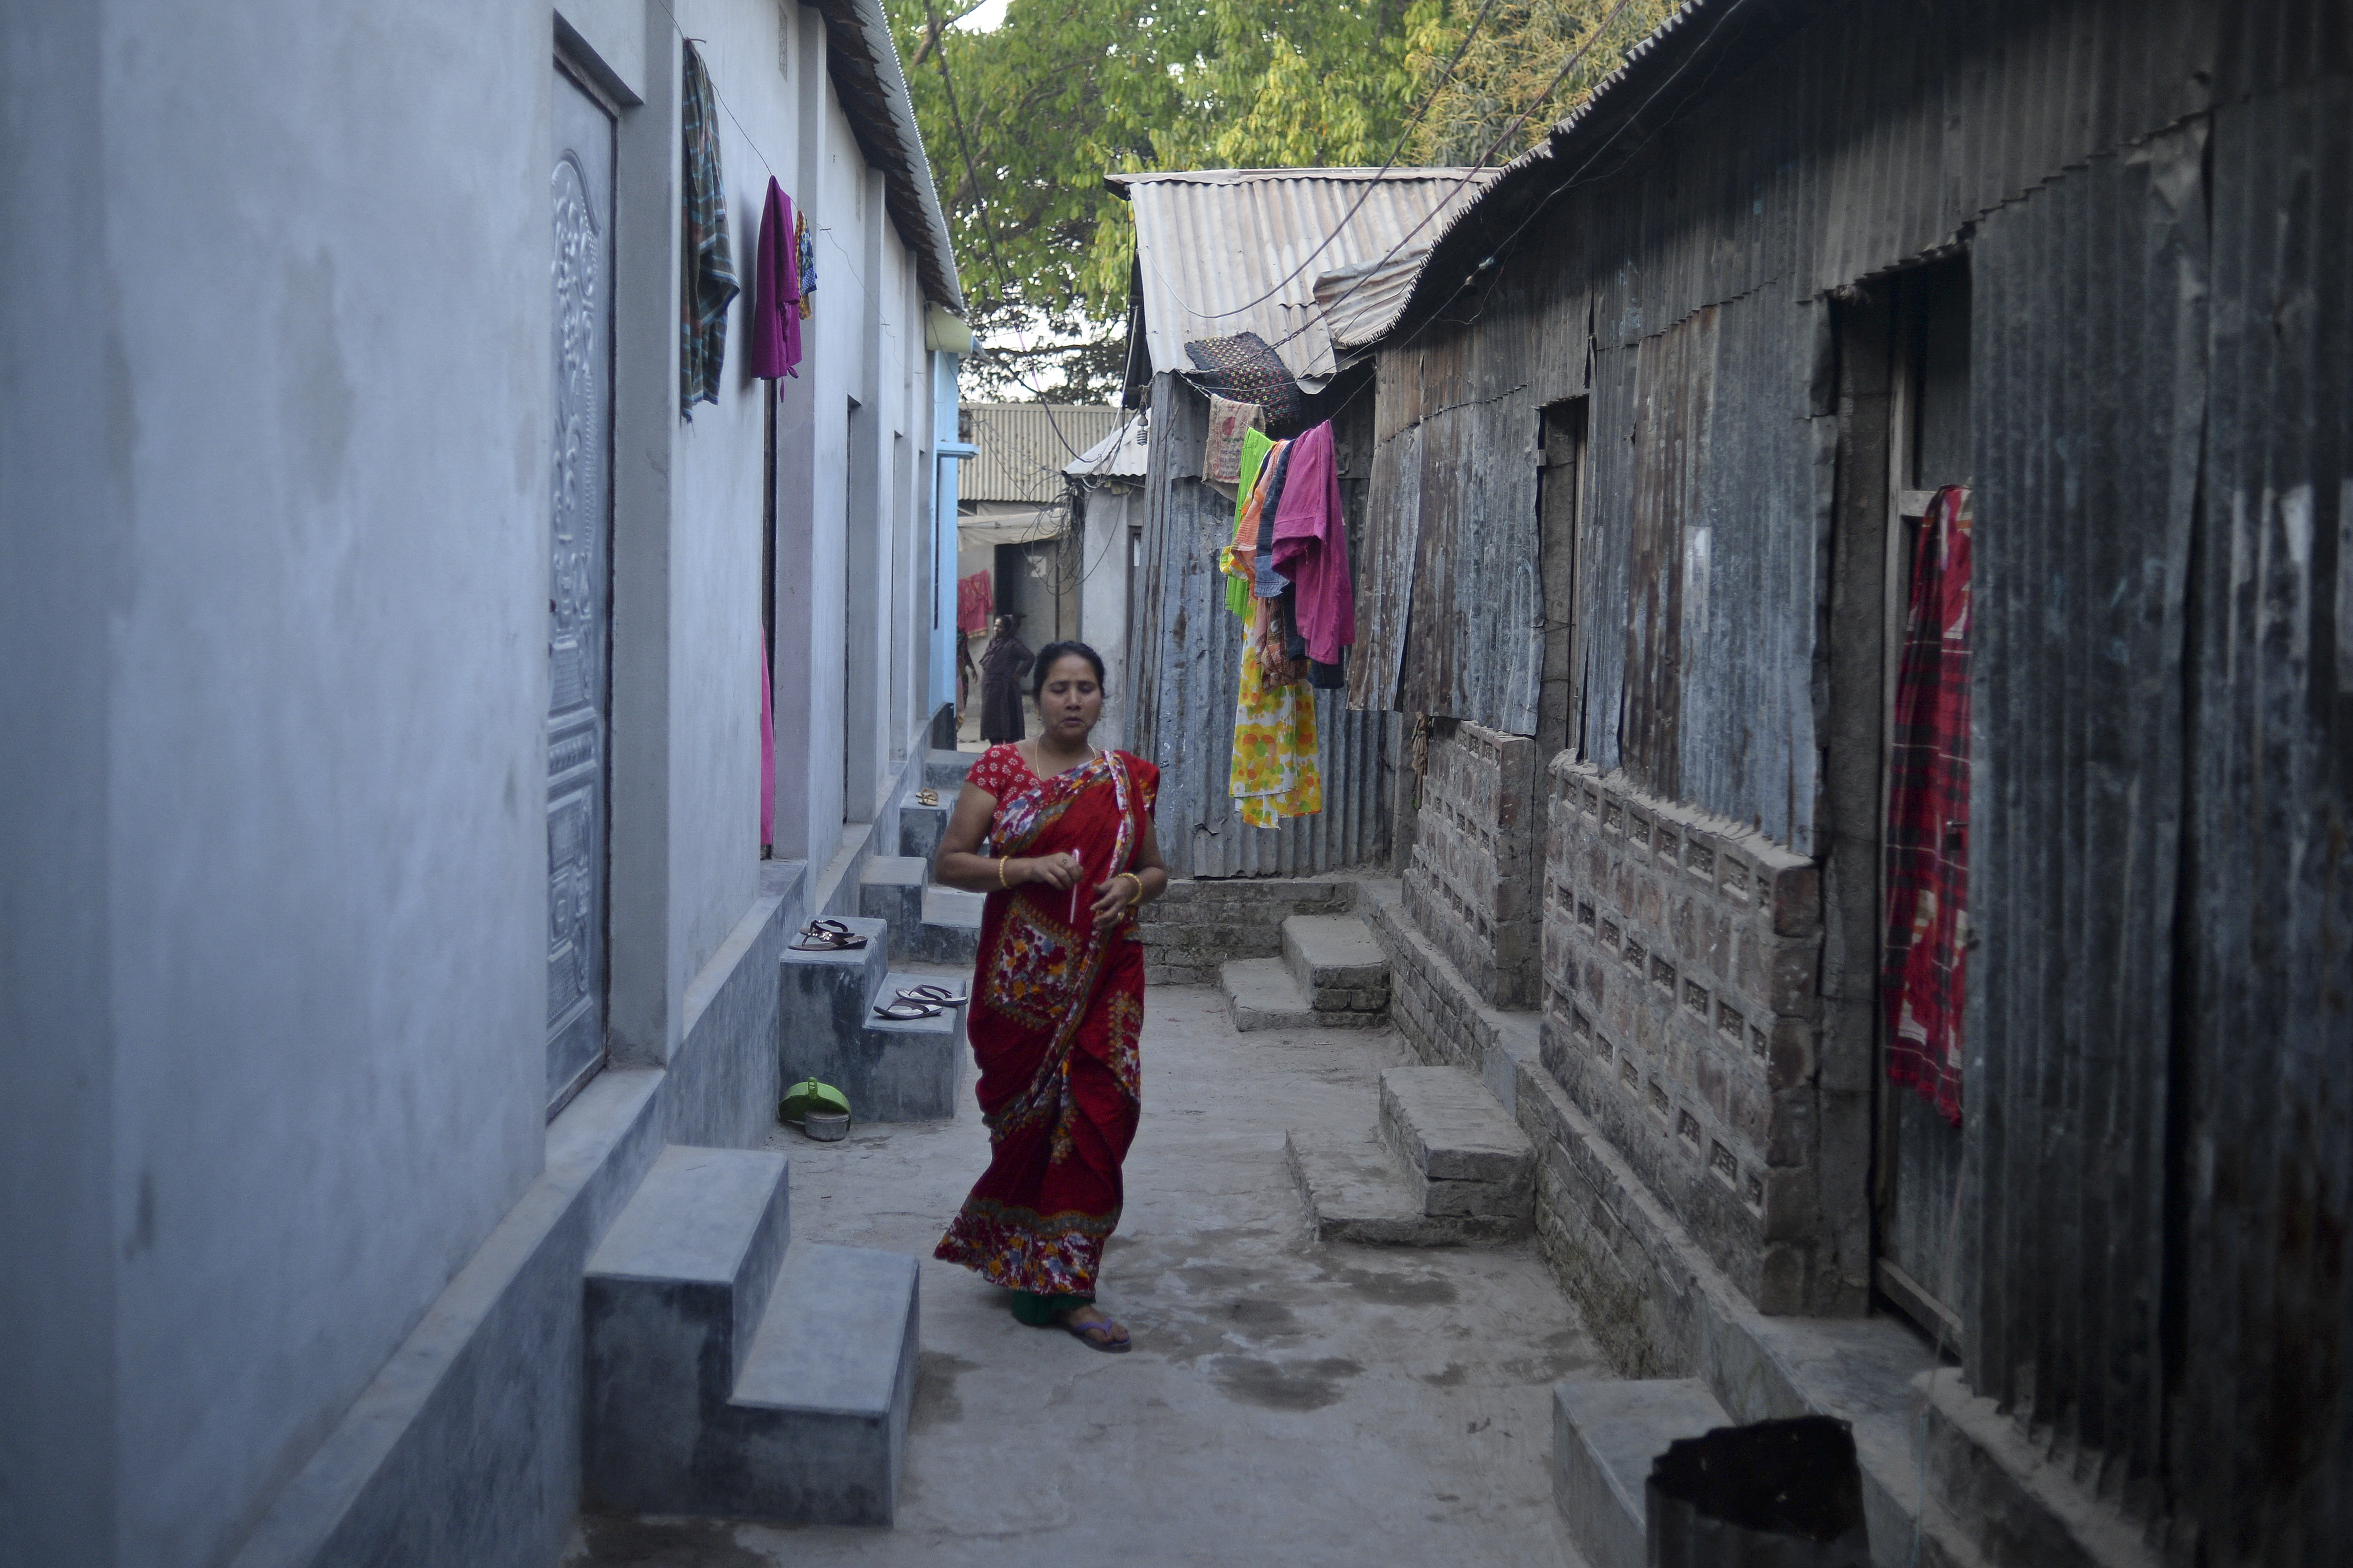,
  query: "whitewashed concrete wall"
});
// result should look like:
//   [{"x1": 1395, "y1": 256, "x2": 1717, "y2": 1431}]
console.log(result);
[
  {"x1": 3, "y1": 4, "x2": 549, "y2": 1564},
  {"x1": 0, "y1": 1, "x2": 954, "y2": 1563}
]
